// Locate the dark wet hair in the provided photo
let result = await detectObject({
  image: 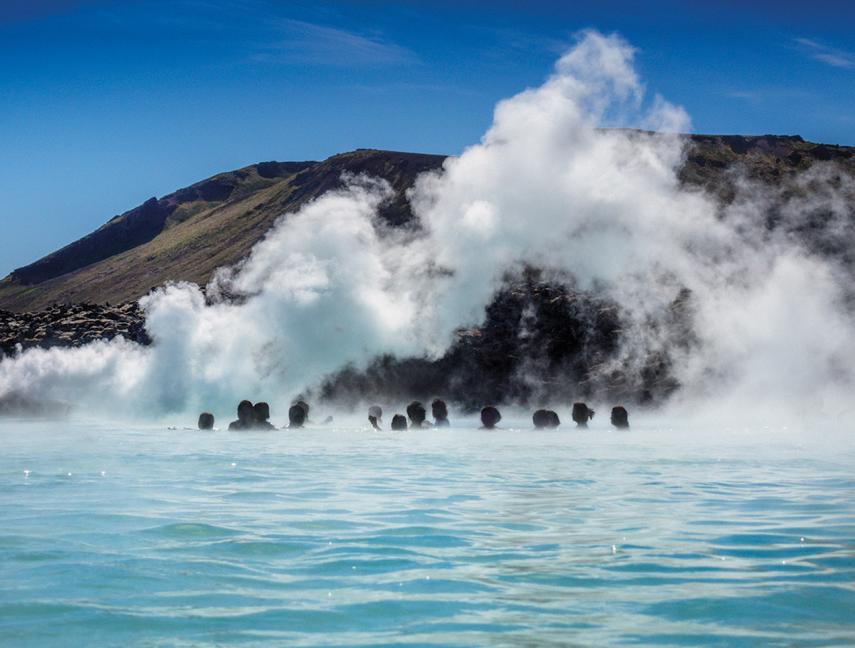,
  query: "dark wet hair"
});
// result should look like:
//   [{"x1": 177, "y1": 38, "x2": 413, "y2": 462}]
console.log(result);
[
  {"x1": 547, "y1": 410, "x2": 560, "y2": 428},
  {"x1": 431, "y1": 399, "x2": 448, "y2": 420},
  {"x1": 237, "y1": 400, "x2": 255, "y2": 423},
  {"x1": 480, "y1": 406, "x2": 501, "y2": 429},
  {"x1": 198, "y1": 412, "x2": 214, "y2": 430},
  {"x1": 368, "y1": 405, "x2": 383, "y2": 420},
  {"x1": 406, "y1": 401, "x2": 426, "y2": 425},
  {"x1": 390, "y1": 414, "x2": 408, "y2": 430},
  {"x1": 572, "y1": 402, "x2": 594, "y2": 427},
  {"x1": 533, "y1": 409, "x2": 551, "y2": 428},
  {"x1": 288, "y1": 404, "x2": 307, "y2": 427},
  {"x1": 610, "y1": 406, "x2": 629, "y2": 429},
  {"x1": 253, "y1": 402, "x2": 270, "y2": 421},
  {"x1": 294, "y1": 399, "x2": 310, "y2": 417}
]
